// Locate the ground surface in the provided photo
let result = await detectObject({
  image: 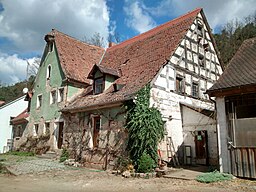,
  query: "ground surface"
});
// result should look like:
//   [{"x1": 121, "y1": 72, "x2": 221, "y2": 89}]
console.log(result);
[{"x1": 0, "y1": 155, "x2": 256, "y2": 192}]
